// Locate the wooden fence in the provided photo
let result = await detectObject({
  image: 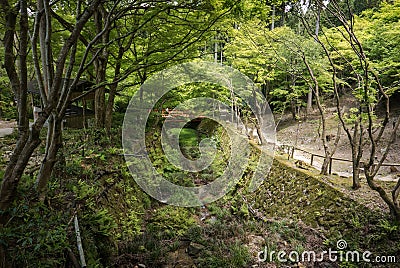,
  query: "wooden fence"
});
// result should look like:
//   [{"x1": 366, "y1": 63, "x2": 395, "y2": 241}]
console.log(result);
[{"x1": 280, "y1": 144, "x2": 400, "y2": 175}]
